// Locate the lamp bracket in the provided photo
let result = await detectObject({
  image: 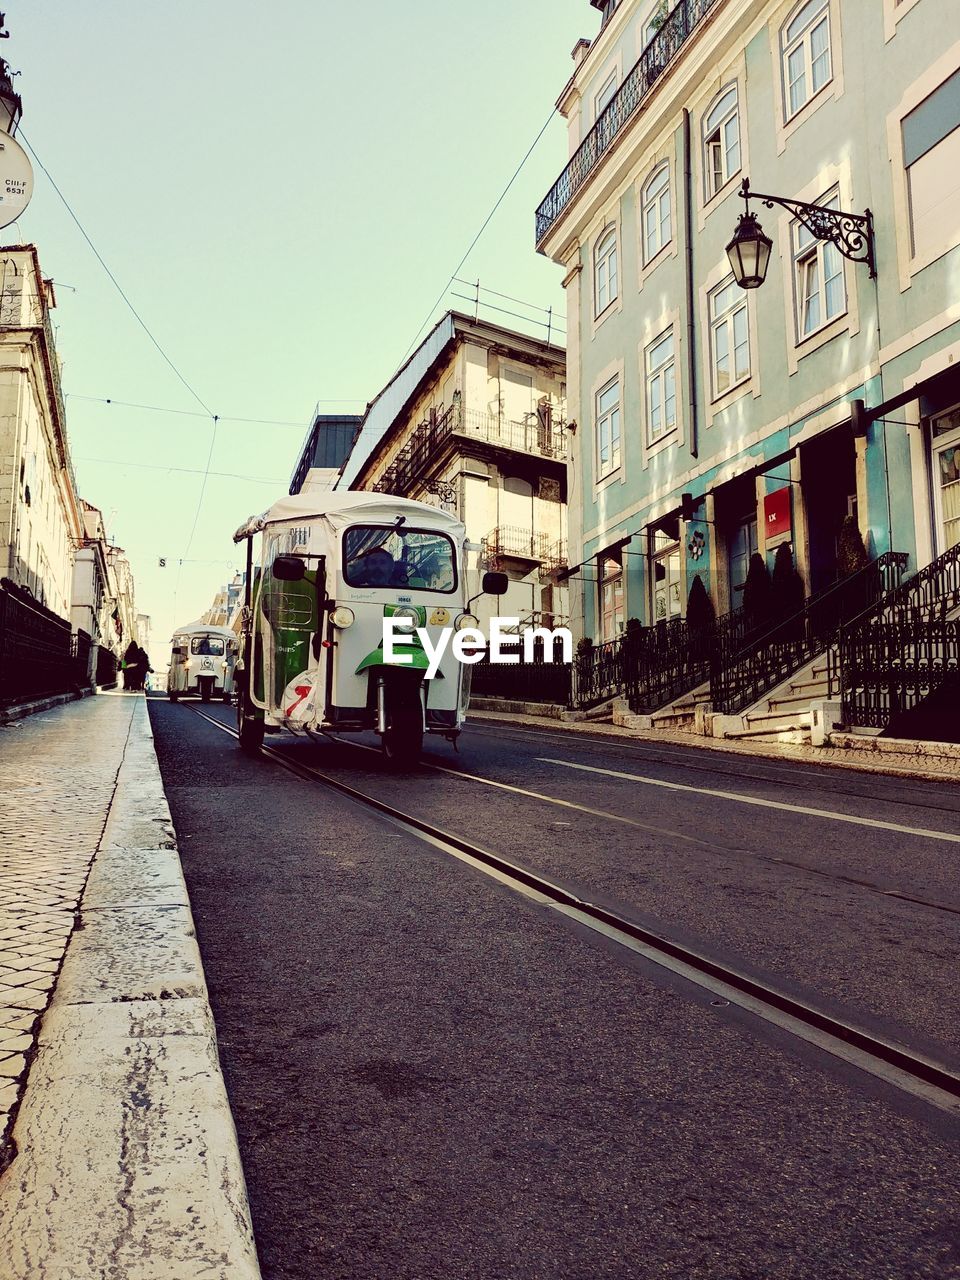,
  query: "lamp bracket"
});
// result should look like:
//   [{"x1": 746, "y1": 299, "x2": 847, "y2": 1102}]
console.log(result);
[{"x1": 737, "y1": 178, "x2": 876, "y2": 278}]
